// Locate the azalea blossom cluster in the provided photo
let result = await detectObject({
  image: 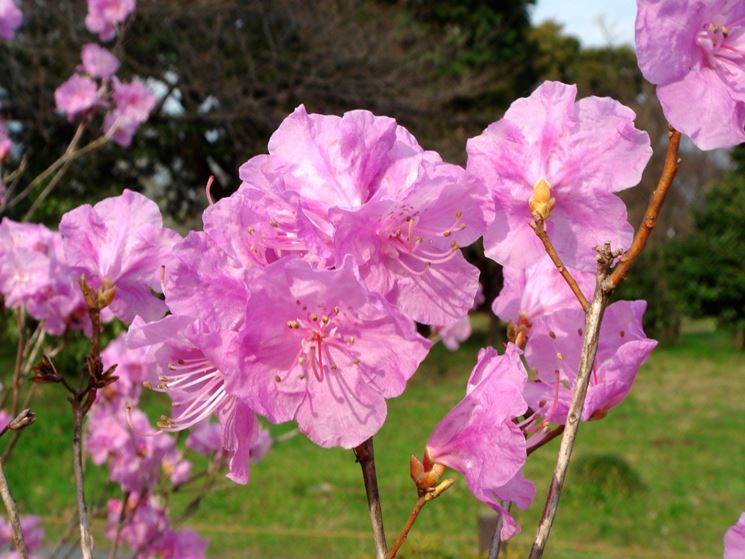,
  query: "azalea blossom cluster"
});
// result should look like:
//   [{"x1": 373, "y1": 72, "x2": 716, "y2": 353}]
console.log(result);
[
  {"x1": 0, "y1": 515, "x2": 43, "y2": 559},
  {"x1": 1, "y1": 1, "x2": 745, "y2": 556},
  {"x1": 88, "y1": 334, "x2": 210, "y2": 557},
  {"x1": 54, "y1": 0, "x2": 154, "y2": 147}
]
